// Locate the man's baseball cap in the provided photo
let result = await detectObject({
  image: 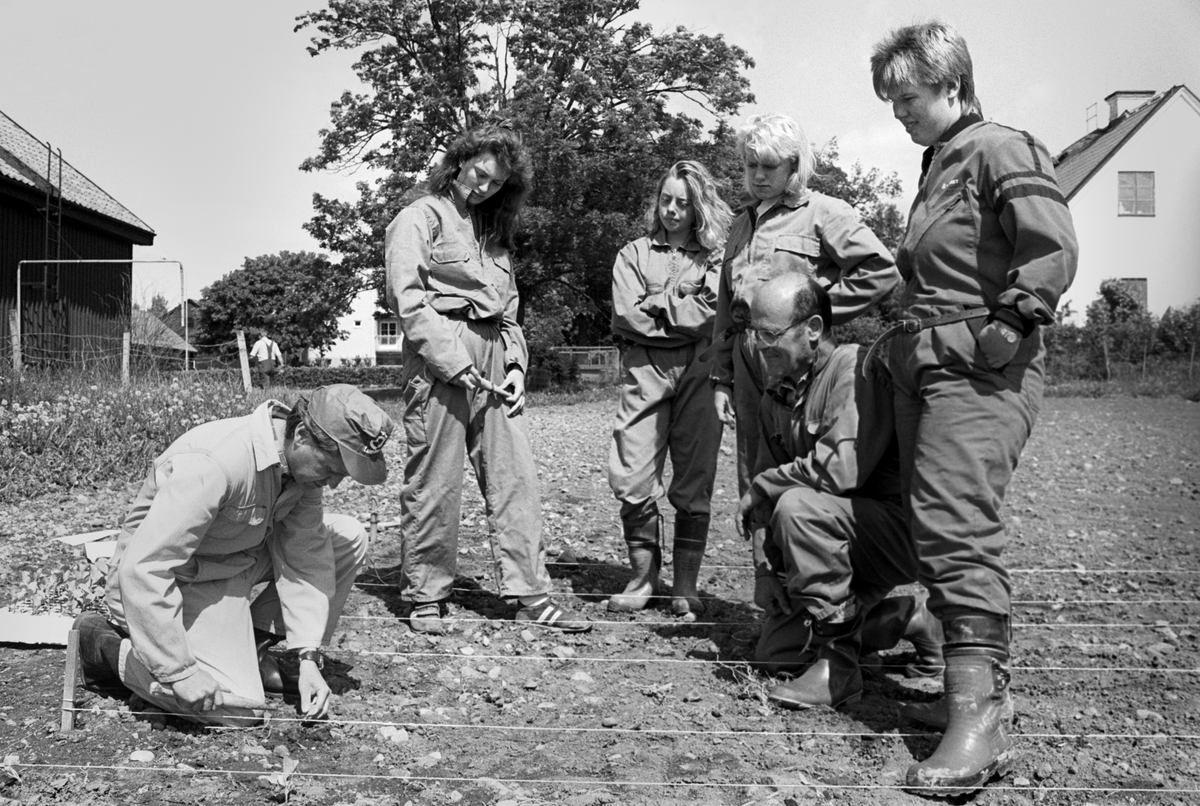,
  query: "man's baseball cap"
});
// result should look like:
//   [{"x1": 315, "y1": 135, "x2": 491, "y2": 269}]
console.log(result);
[{"x1": 303, "y1": 384, "x2": 394, "y2": 486}]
